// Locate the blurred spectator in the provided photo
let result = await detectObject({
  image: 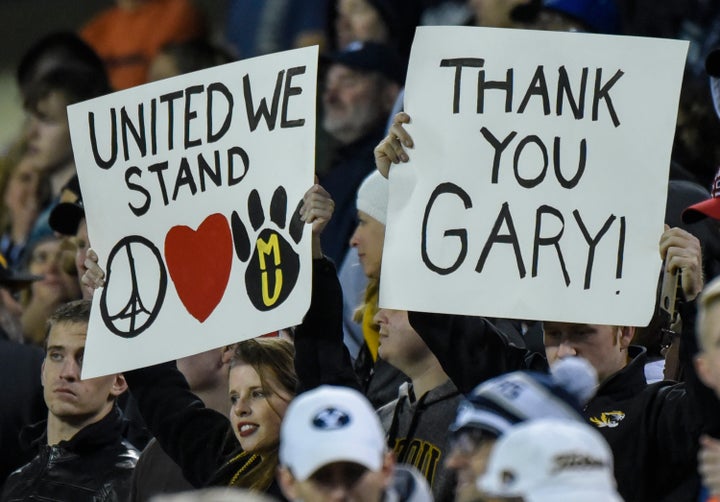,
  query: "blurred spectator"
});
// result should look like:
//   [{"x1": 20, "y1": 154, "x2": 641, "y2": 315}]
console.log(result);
[
  {"x1": 225, "y1": 0, "x2": 329, "y2": 60},
  {"x1": 469, "y1": 0, "x2": 541, "y2": 28},
  {"x1": 147, "y1": 39, "x2": 234, "y2": 82},
  {"x1": 328, "y1": 0, "x2": 423, "y2": 59},
  {"x1": 0, "y1": 147, "x2": 51, "y2": 269},
  {"x1": 531, "y1": 0, "x2": 622, "y2": 33},
  {"x1": 318, "y1": 41, "x2": 403, "y2": 264},
  {"x1": 16, "y1": 32, "x2": 111, "y2": 249},
  {"x1": 80, "y1": 0, "x2": 206, "y2": 89},
  {"x1": 445, "y1": 358, "x2": 597, "y2": 502},
  {"x1": 477, "y1": 419, "x2": 623, "y2": 502},
  {"x1": 19, "y1": 235, "x2": 82, "y2": 346}
]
